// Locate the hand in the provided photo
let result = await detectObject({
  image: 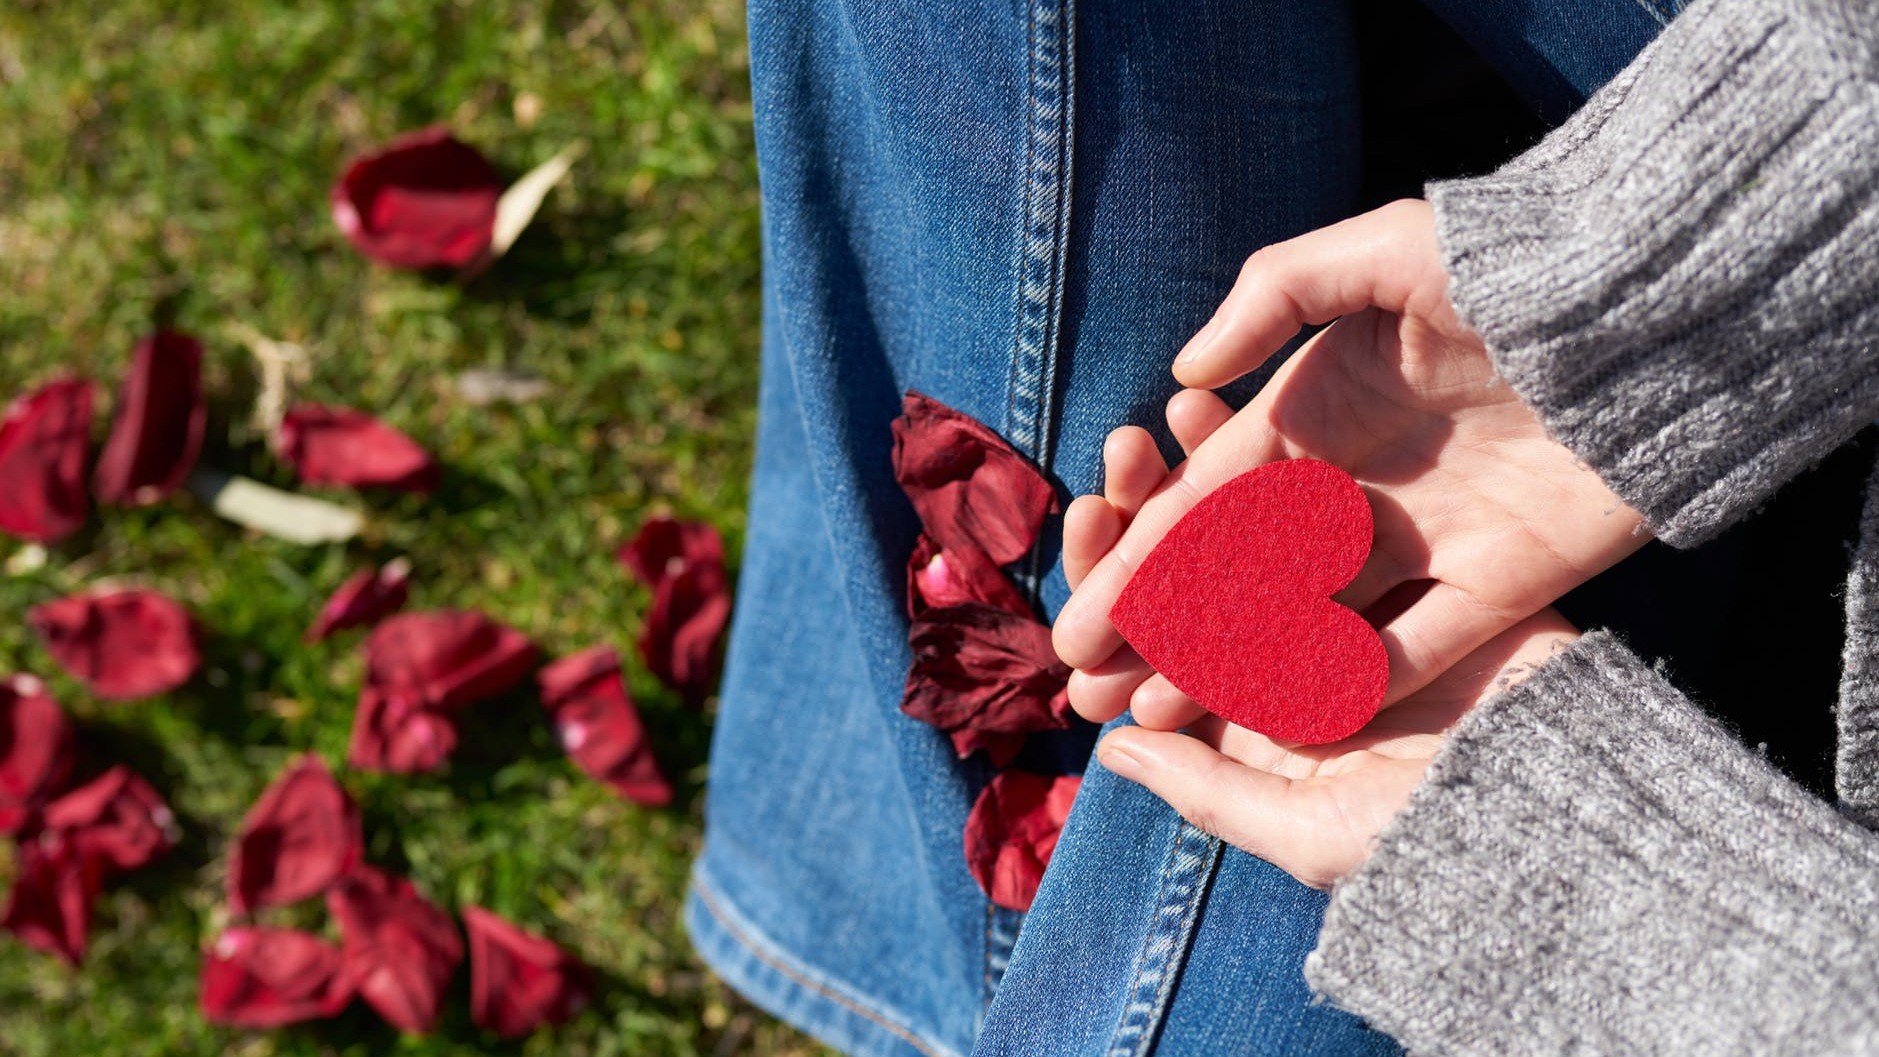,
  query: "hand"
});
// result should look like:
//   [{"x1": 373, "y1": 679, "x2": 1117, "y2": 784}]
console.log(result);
[
  {"x1": 1094, "y1": 610, "x2": 1579, "y2": 888},
  {"x1": 1053, "y1": 199, "x2": 1647, "y2": 731}
]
